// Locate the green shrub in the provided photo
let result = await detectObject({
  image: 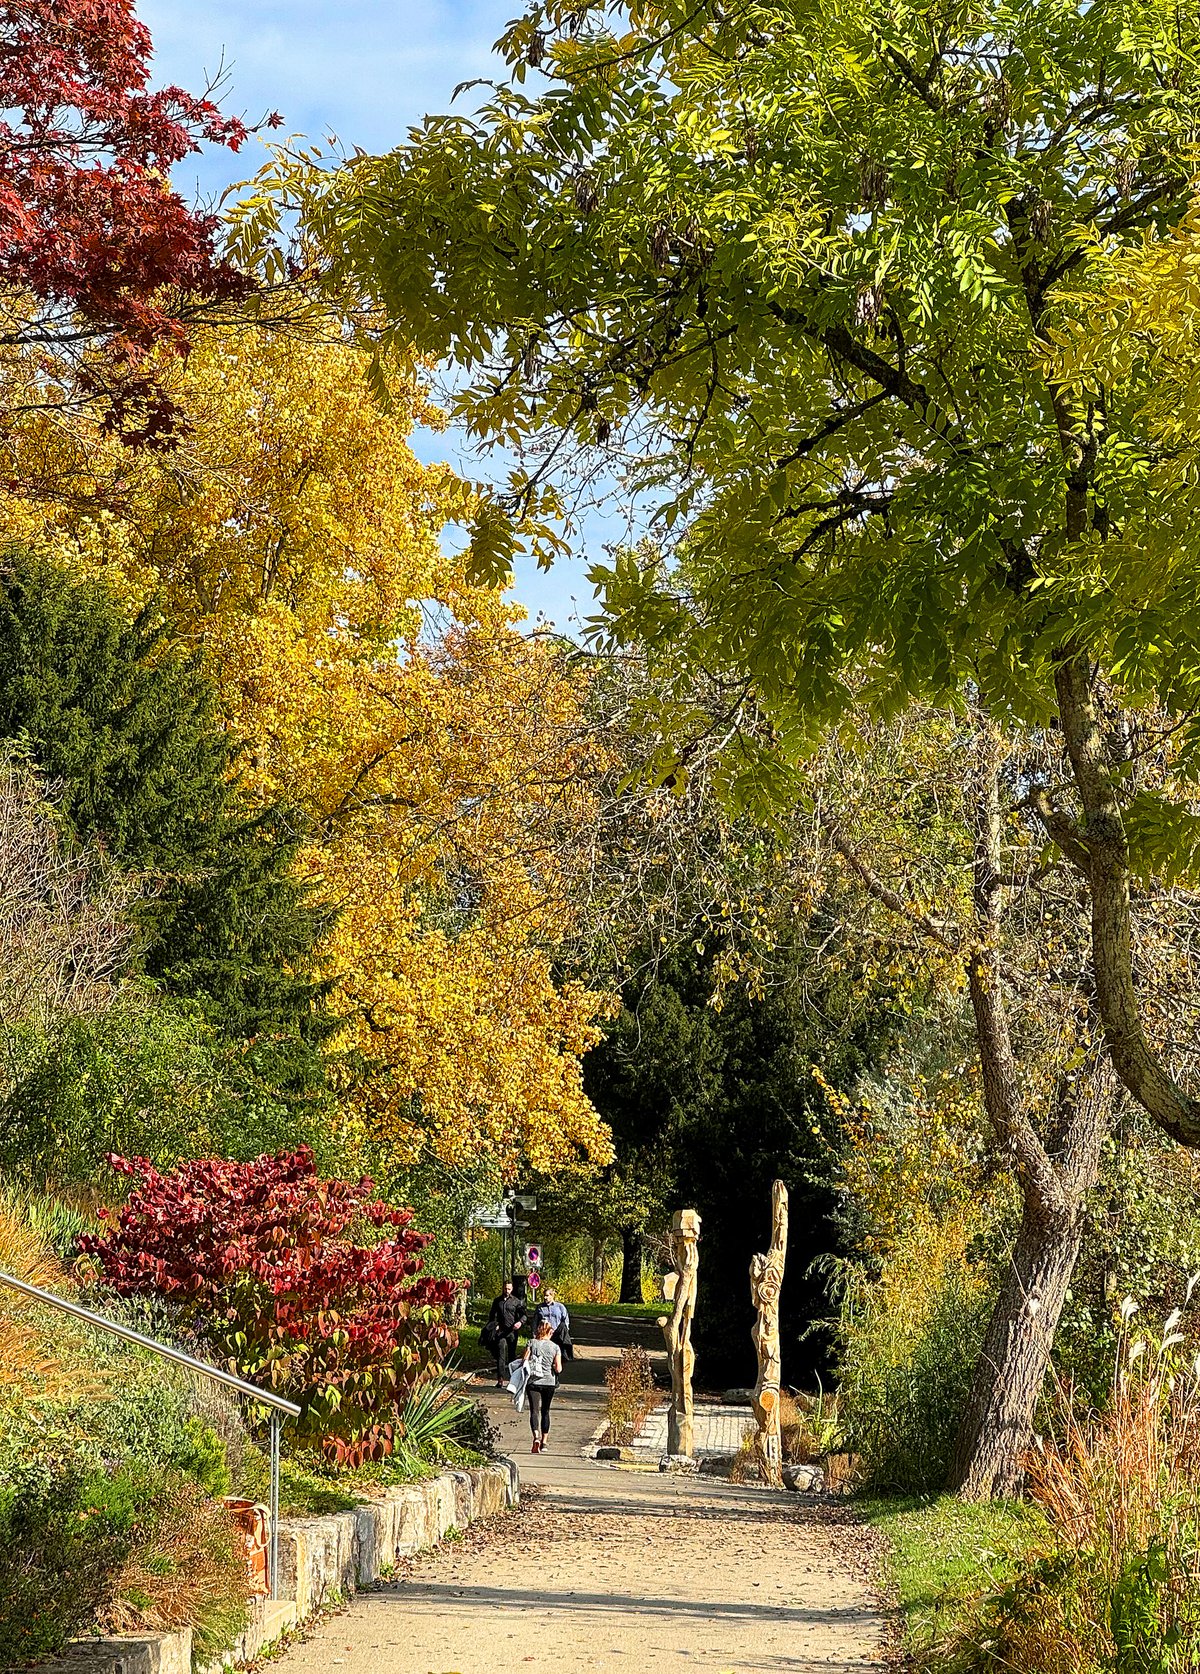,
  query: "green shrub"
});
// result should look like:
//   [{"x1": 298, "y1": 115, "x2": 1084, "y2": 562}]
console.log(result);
[
  {"x1": 0, "y1": 1195, "x2": 251, "y2": 1662},
  {"x1": 0, "y1": 1456, "x2": 138, "y2": 1665},
  {"x1": 836, "y1": 1211, "x2": 994, "y2": 1492}
]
